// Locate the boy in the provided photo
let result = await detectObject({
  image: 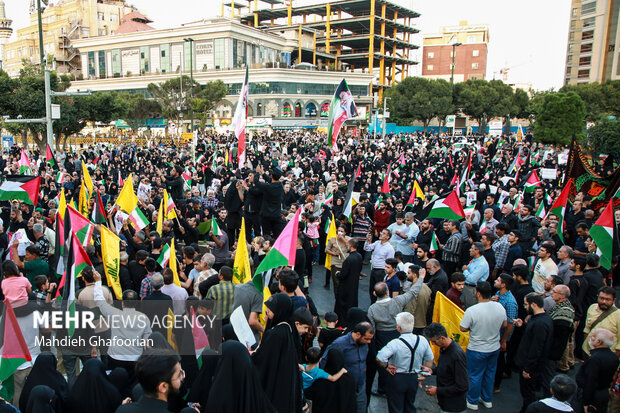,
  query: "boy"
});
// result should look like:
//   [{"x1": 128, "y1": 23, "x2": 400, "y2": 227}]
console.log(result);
[
  {"x1": 446, "y1": 272, "x2": 466, "y2": 309},
  {"x1": 317, "y1": 312, "x2": 343, "y2": 355},
  {"x1": 31, "y1": 274, "x2": 56, "y2": 304},
  {"x1": 302, "y1": 346, "x2": 347, "y2": 390}
]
